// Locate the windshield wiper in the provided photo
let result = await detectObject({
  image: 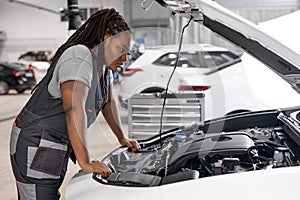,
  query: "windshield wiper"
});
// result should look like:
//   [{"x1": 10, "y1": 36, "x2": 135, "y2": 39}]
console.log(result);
[{"x1": 204, "y1": 58, "x2": 242, "y2": 76}]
